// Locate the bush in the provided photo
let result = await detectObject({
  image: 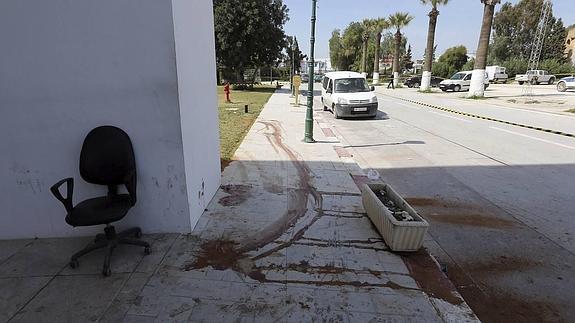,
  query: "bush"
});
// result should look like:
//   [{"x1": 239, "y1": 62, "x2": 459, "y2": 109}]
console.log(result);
[
  {"x1": 538, "y1": 59, "x2": 574, "y2": 75},
  {"x1": 432, "y1": 61, "x2": 457, "y2": 78},
  {"x1": 502, "y1": 58, "x2": 528, "y2": 77},
  {"x1": 500, "y1": 58, "x2": 574, "y2": 77},
  {"x1": 232, "y1": 84, "x2": 254, "y2": 91}
]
